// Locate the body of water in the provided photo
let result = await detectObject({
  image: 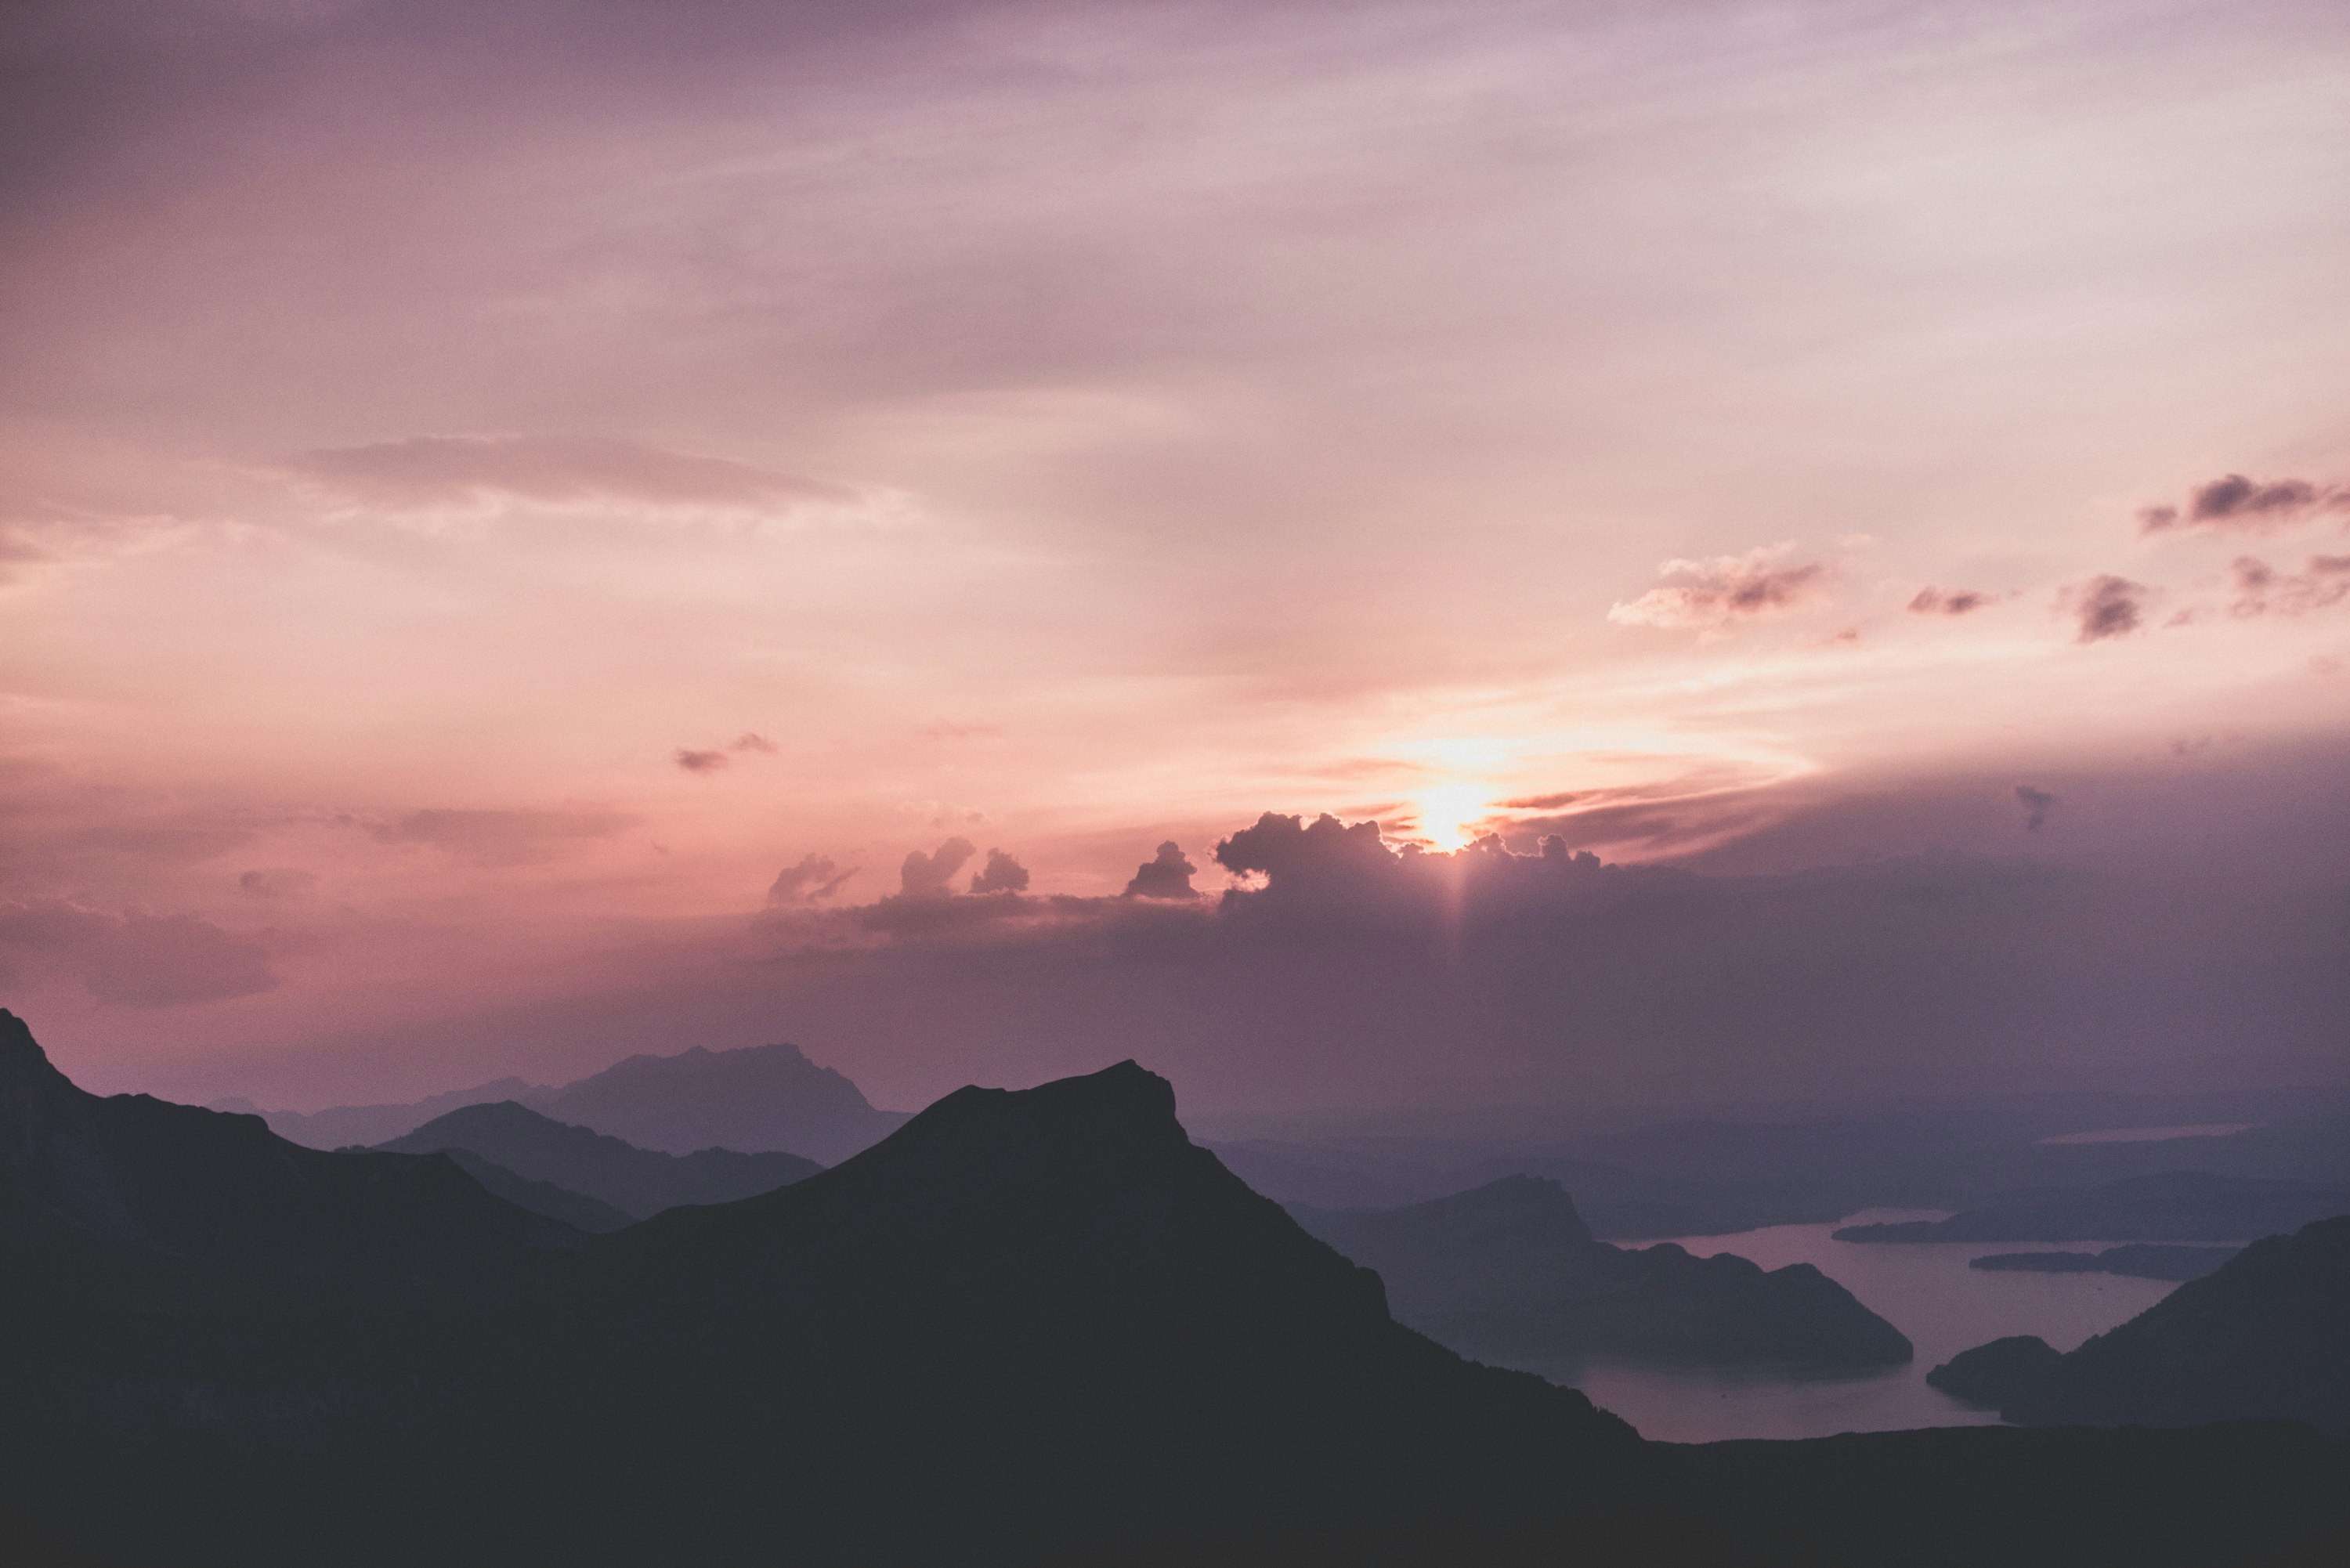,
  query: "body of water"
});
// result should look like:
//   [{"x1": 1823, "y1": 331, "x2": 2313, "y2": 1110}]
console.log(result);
[{"x1": 1489, "y1": 1209, "x2": 2184, "y2": 1442}]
